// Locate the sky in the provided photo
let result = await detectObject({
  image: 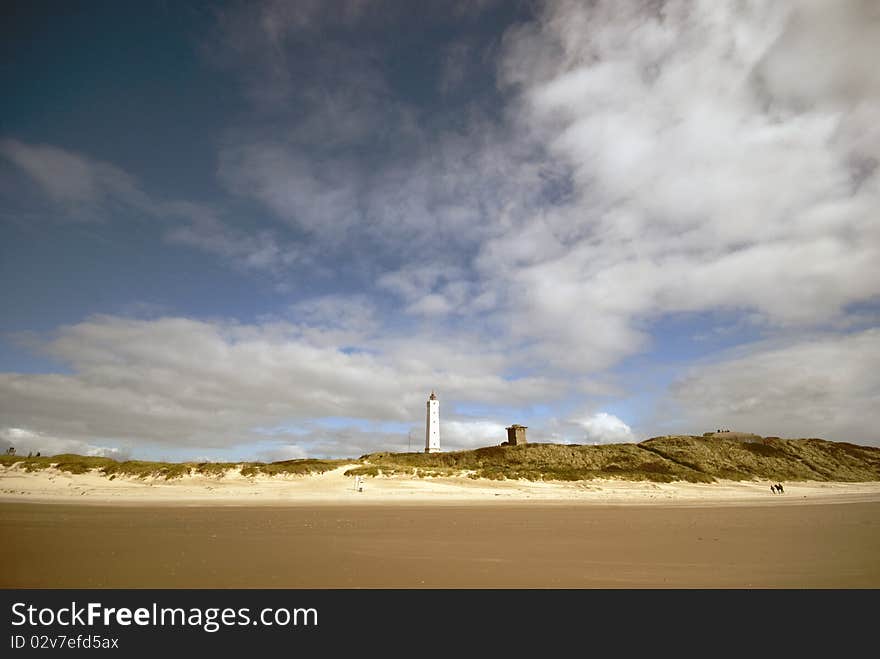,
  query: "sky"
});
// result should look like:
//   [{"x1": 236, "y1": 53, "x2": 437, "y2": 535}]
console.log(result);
[{"x1": 1, "y1": 0, "x2": 879, "y2": 461}]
